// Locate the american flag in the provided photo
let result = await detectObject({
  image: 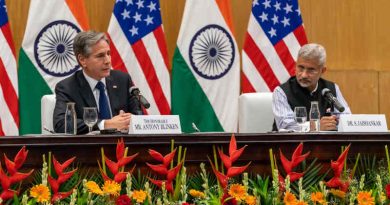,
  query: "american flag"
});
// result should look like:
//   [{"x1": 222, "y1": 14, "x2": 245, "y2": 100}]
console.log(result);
[
  {"x1": 242, "y1": 0, "x2": 308, "y2": 93},
  {"x1": 108, "y1": 0, "x2": 170, "y2": 114},
  {"x1": 0, "y1": 0, "x2": 18, "y2": 136}
]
